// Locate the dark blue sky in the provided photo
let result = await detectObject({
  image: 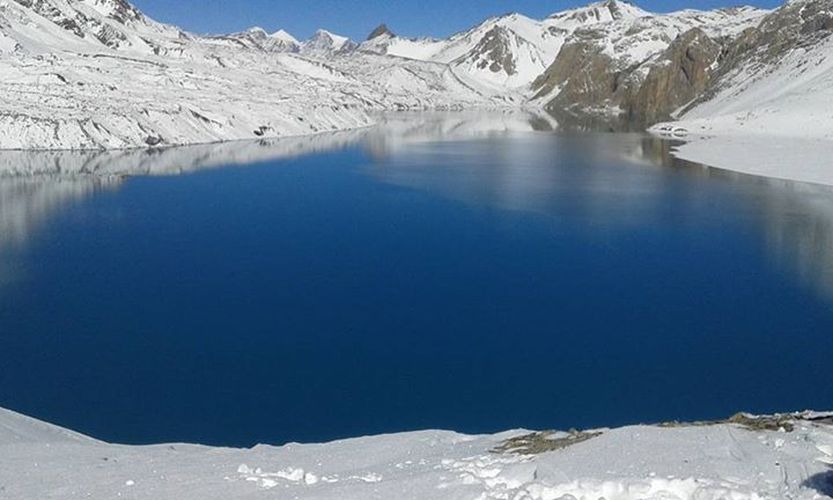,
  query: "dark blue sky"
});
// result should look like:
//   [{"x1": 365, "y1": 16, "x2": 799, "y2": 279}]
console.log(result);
[{"x1": 131, "y1": 0, "x2": 783, "y2": 41}]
